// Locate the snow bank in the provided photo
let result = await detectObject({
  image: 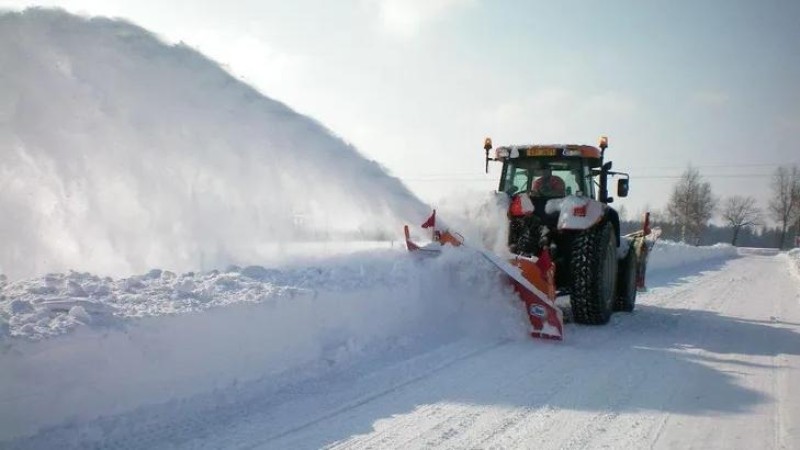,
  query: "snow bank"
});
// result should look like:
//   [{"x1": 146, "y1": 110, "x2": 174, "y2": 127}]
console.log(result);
[
  {"x1": 0, "y1": 242, "x2": 398, "y2": 341},
  {"x1": 0, "y1": 248, "x2": 528, "y2": 441},
  {"x1": 0, "y1": 9, "x2": 428, "y2": 280},
  {"x1": 646, "y1": 240, "x2": 737, "y2": 273},
  {"x1": 787, "y1": 248, "x2": 800, "y2": 281}
]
